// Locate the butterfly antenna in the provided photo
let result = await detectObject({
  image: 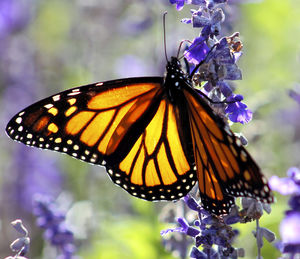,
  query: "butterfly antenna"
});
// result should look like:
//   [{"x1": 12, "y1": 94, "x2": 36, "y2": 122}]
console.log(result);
[{"x1": 163, "y1": 11, "x2": 168, "y2": 62}]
